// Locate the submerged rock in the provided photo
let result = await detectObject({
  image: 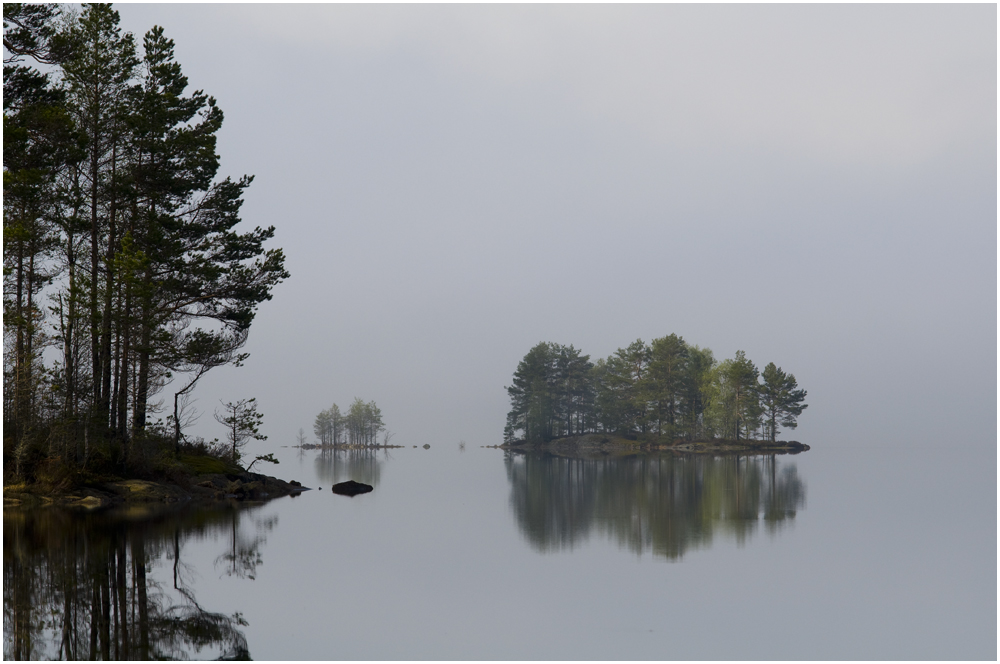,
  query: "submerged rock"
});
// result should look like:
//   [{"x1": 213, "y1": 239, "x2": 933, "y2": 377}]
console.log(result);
[{"x1": 331, "y1": 480, "x2": 373, "y2": 496}]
